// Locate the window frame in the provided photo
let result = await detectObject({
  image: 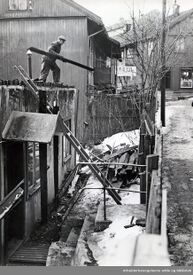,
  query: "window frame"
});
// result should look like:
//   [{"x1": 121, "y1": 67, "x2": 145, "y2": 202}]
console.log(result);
[
  {"x1": 180, "y1": 68, "x2": 193, "y2": 89},
  {"x1": 27, "y1": 141, "x2": 40, "y2": 197},
  {"x1": 62, "y1": 119, "x2": 72, "y2": 165},
  {"x1": 9, "y1": 0, "x2": 28, "y2": 11}
]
